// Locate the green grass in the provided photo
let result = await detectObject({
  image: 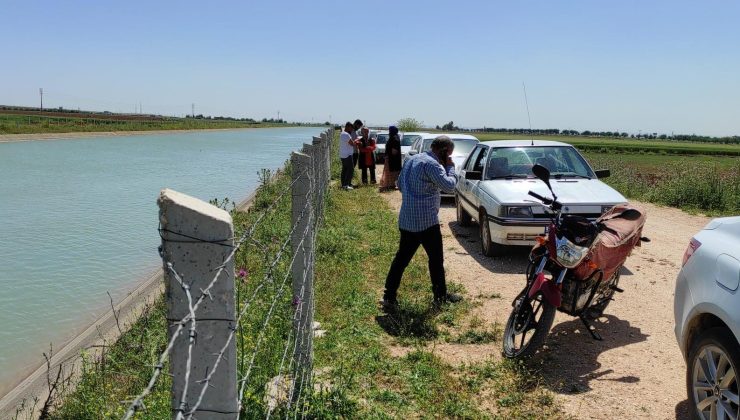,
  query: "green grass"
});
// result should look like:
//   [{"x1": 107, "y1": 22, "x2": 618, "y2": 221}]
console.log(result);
[
  {"x1": 583, "y1": 153, "x2": 740, "y2": 215},
  {"x1": 0, "y1": 113, "x2": 310, "y2": 135},
  {"x1": 470, "y1": 132, "x2": 740, "y2": 156}
]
